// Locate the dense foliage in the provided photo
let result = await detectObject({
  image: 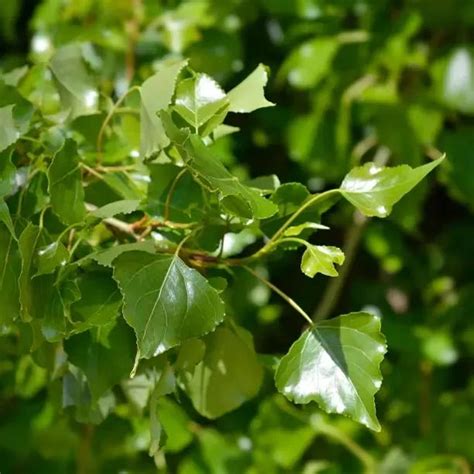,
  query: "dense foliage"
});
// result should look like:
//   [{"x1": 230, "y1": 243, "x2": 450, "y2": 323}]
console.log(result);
[{"x1": 0, "y1": 1, "x2": 473, "y2": 473}]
